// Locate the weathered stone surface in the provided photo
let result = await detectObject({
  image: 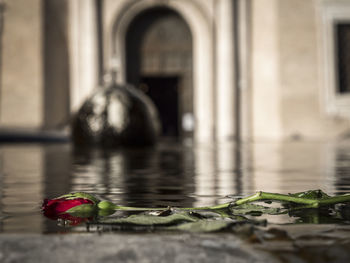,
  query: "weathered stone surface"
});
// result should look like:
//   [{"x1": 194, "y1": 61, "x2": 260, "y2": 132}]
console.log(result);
[
  {"x1": 252, "y1": 225, "x2": 350, "y2": 263},
  {"x1": 72, "y1": 84, "x2": 160, "y2": 147},
  {"x1": 1, "y1": 226, "x2": 350, "y2": 262},
  {"x1": 0, "y1": 233, "x2": 277, "y2": 263}
]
